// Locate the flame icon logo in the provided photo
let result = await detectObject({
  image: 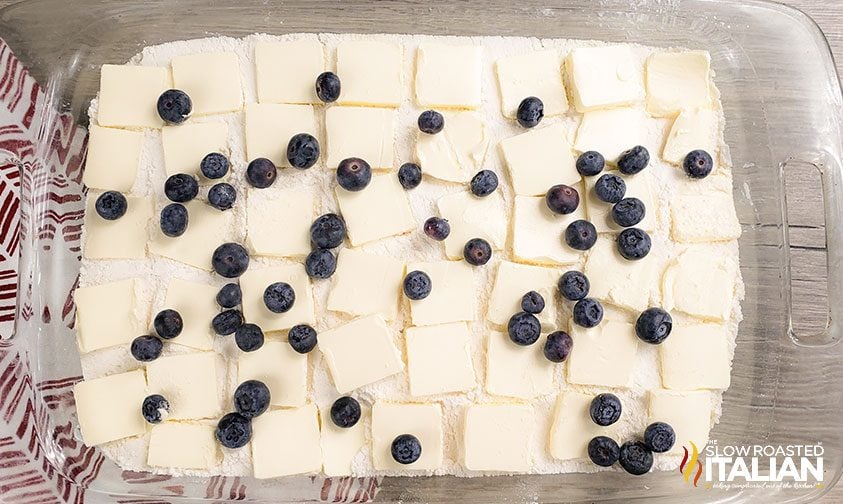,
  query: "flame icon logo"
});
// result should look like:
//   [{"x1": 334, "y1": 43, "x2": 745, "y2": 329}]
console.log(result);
[{"x1": 679, "y1": 441, "x2": 703, "y2": 487}]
